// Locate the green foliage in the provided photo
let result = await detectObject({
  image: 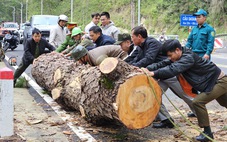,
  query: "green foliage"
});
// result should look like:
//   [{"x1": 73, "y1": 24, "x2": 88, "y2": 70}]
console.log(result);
[
  {"x1": 100, "y1": 76, "x2": 114, "y2": 89},
  {"x1": 15, "y1": 77, "x2": 29, "y2": 88},
  {"x1": 1, "y1": 0, "x2": 226, "y2": 40}
]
